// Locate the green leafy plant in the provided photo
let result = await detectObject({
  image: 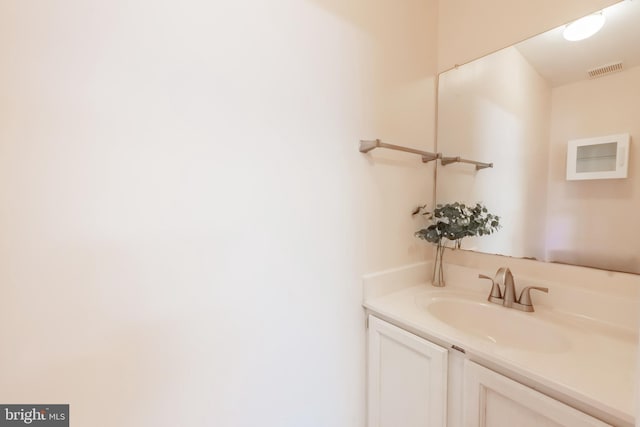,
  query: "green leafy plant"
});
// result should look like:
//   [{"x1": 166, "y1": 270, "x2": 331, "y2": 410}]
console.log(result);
[
  {"x1": 413, "y1": 202, "x2": 501, "y2": 248},
  {"x1": 413, "y1": 202, "x2": 500, "y2": 286}
]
